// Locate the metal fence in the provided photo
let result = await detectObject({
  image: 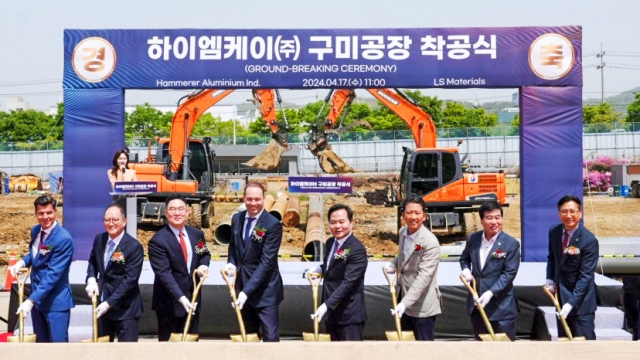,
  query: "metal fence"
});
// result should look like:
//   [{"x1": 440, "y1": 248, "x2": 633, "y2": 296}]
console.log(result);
[{"x1": 1, "y1": 125, "x2": 639, "y2": 179}]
